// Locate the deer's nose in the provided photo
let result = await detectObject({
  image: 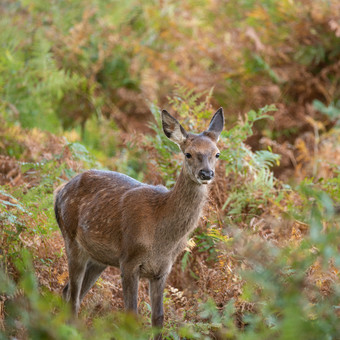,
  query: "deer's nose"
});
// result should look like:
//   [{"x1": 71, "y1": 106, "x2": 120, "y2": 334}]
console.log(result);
[{"x1": 198, "y1": 169, "x2": 214, "y2": 180}]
